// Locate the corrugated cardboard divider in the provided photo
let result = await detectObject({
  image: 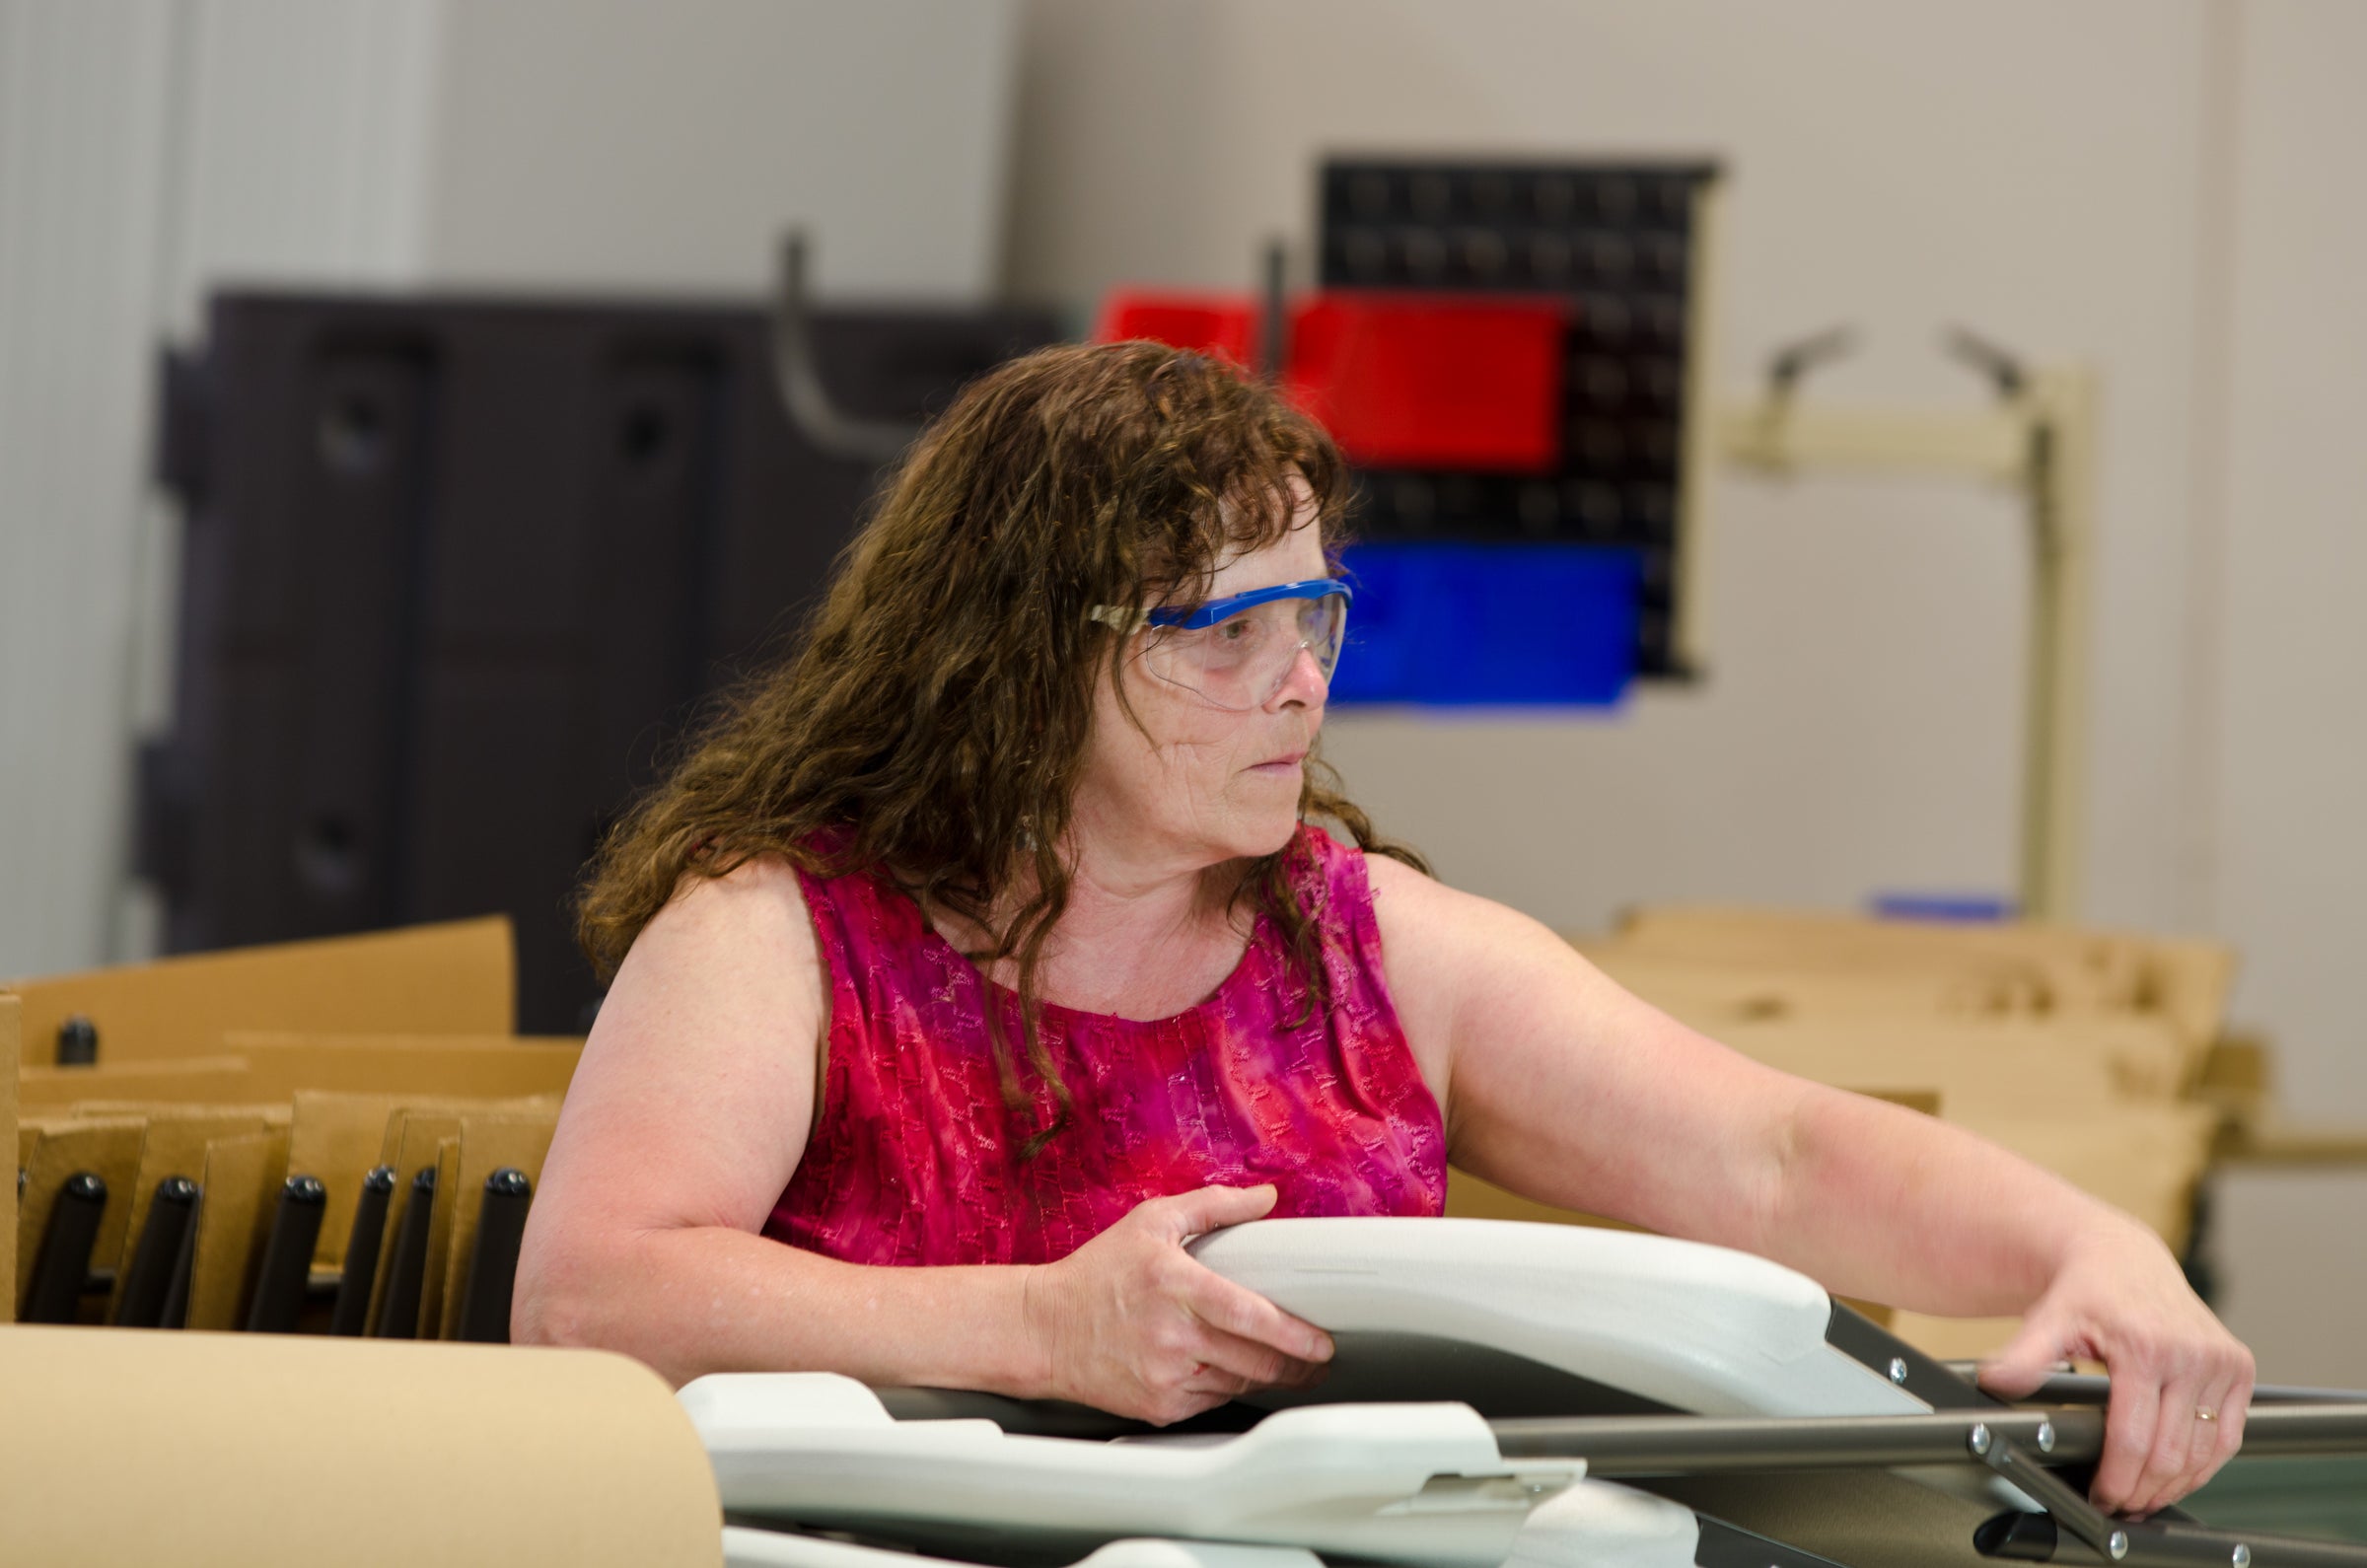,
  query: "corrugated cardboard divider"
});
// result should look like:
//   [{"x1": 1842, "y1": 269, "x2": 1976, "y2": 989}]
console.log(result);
[
  {"x1": 0, "y1": 915, "x2": 515, "y2": 1064},
  {"x1": 184, "y1": 1128, "x2": 289, "y2": 1329},
  {"x1": 18, "y1": 1055, "x2": 253, "y2": 1110},
  {"x1": 438, "y1": 1109, "x2": 562, "y2": 1338},
  {"x1": 0, "y1": 1328, "x2": 722, "y2": 1568},
  {"x1": 289, "y1": 1092, "x2": 558, "y2": 1271},
  {"x1": 14, "y1": 1116, "x2": 147, "y2": 1314},
  {"x1": 97, "y1": 1105, "x2": 286, "y2": 1317},
  {"x1": 223, "y1": 1033, "x2": 583, "y2": 1101}
]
